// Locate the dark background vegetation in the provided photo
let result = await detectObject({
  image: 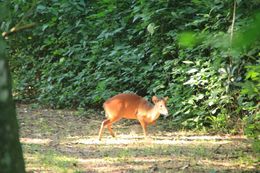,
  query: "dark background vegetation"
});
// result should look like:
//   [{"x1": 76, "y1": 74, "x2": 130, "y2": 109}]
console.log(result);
[{"x1": 2, "y1": 0, "x2": 259, "y2": 150}]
